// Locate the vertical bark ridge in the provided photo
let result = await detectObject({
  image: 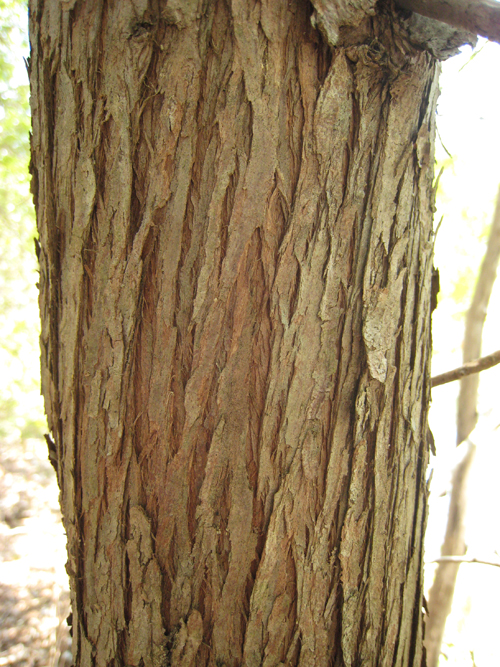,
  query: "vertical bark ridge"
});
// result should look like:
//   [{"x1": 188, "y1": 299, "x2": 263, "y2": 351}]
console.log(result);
[{"x1": 30, "y1": 2, "x2": 437, "y2": 665}]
